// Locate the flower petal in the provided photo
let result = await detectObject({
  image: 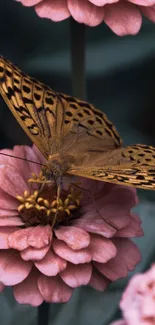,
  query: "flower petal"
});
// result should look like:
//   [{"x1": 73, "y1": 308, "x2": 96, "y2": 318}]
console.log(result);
[
  {"x1": 68, "y1": 0, "x2": 105, "y2": 26},
  {"x1": 0, "y1": 148, "x2": 23, "y2": 168},
  {"x1": 8, "y1": 226, "x2": 52, "y2": 251},
  {"x1": 140, "y1": 4, "x2": 155, "y2": 22},
  {"x1": 0, "y1": 210, "x2": 18, "y2": 217},
  {"x1": 27, "y1": 225, "x2": 52, "y2": 248},
  {"x1": 38, "y1": 274, "x2": 73, "y2": 303},
  {"x1": 90, "y1": 0, "x2": 119, "y2": 5},
  {"x1": 0, "y1": 250, "x2": 32, "y2": 285},
  {"x1": 35, "y1": 0, "x2": 70, "y2": 21},
  {"x1": 0, "y1": 188, "x2": 18, "y2": 210},
  {"x1": 8, "y1": 228, "x2": 32, "y2": 251},
  {"x1": 35, "y1": 249, "x2": 67, "y2": 275},
  {"x1": 104, "y1": 1, "x2": 142, "y2": 36},
  {"x1": 16, "y1": 0, "x2": 42, "y2": 6},
  {"x1": 13, "y1": 269, "x2": 43, "y2": 306},
  {"x1": 90, "y1": 234, "x2": 117, "y2": 263},
  {"x1": 118, "y1": 265, "x2": 155, "y2": 324},
  {"x1": 53, "y1": 239, "x2": 92, "y2": 264},
  {"x1": 60, "y1": 262, "x2": 92, "y2": 287},
  {"x1": 89, "y1": 268, "x2": 110, "y2": 291},
  {"x1": 74, "y1": 216, "x2": 116, "y2": 237},
  {"x1": 0, "y1": 227, "x2": 18, "y2": 249},
  {"x1": 13, "y1": 145, "x2": 41, "y2": 179},
  {"x1": 54, "y1": 226, "x2": 90, "y2": 250},
  {"x1": 95, "y1": 238, "x2": 141, "y2": 281},
  {"x1": 20, "y1": 244, "x2": 50, "y2": 261},
  {"x1": 0, "y1": 217, "x2": 24, "y2": 226},
  {"x1": 115, "y1": 213, "x2": 144, "y2": 237},
  {"x1": 99, "y1": 187, "x2": 137, "y2": 230},
  {"x1": 0, "y1": 165, "x2": 29, "y2": 197},
  {"x1": 129, "y1": 0, "x2": 155, "y2": 6}
]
